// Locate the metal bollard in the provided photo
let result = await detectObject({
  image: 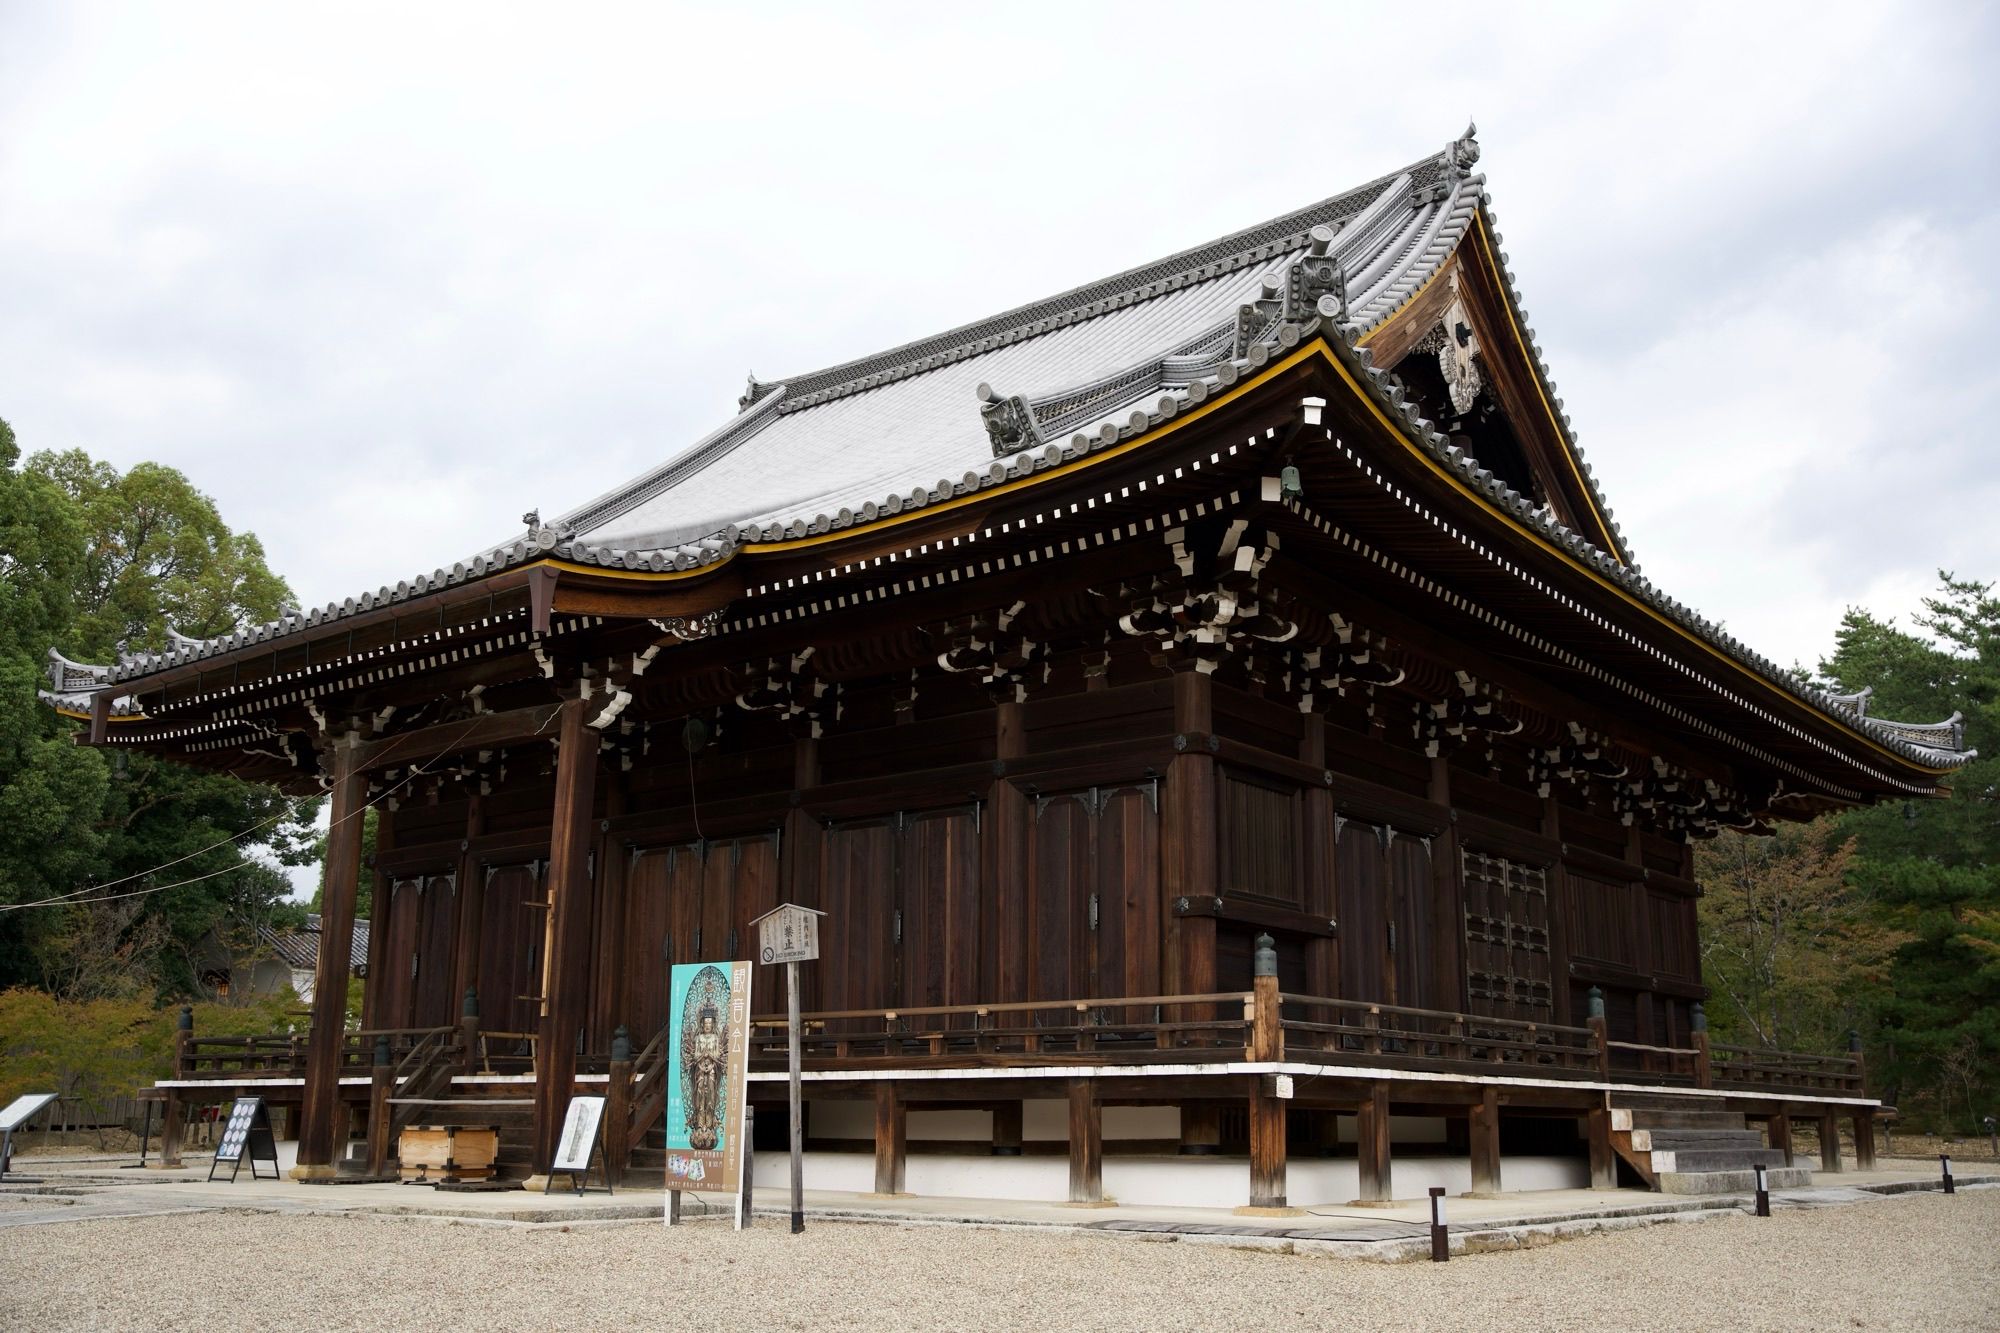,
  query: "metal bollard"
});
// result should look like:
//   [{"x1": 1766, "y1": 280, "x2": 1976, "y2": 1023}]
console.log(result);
[
  {"x1": 1753, "y1": 1162, "x2": 1770, "y2": 1217},
  {"x1": 1941, "y1": 1153, "x2": 1954, "y2": 1195},
  {"x1": 1428, "y1": 1186, "x2": 1448, "y2": 1262}
]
